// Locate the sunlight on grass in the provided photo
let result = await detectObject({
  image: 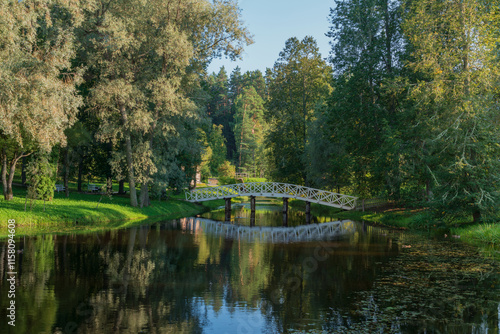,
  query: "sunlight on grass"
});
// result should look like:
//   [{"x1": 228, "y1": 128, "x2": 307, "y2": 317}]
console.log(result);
[{"x1": 0, "y1": 186, "x2": 205, "y2": 237}]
